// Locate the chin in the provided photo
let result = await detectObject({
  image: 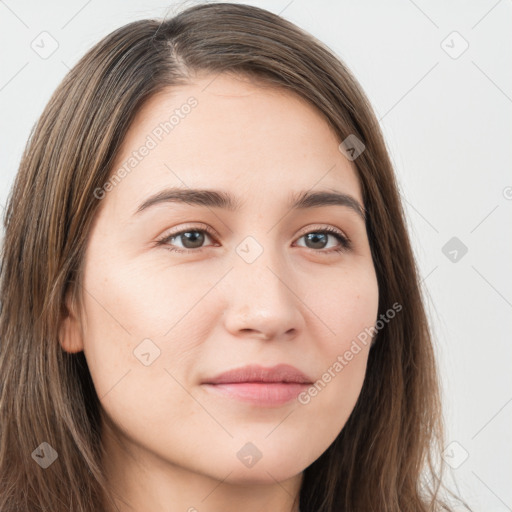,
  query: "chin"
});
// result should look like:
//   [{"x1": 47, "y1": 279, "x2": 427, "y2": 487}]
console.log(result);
[{"x1": 220, "y1": 465, "x2": 302, "y2": 486}]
